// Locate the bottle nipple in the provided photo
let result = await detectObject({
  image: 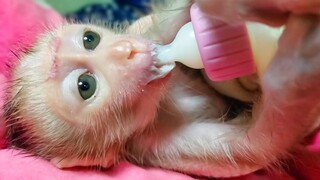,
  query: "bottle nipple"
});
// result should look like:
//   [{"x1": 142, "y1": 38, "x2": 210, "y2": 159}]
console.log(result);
[{"x1": 155, "y1": 22, "x2": 203, "y2": 69}]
